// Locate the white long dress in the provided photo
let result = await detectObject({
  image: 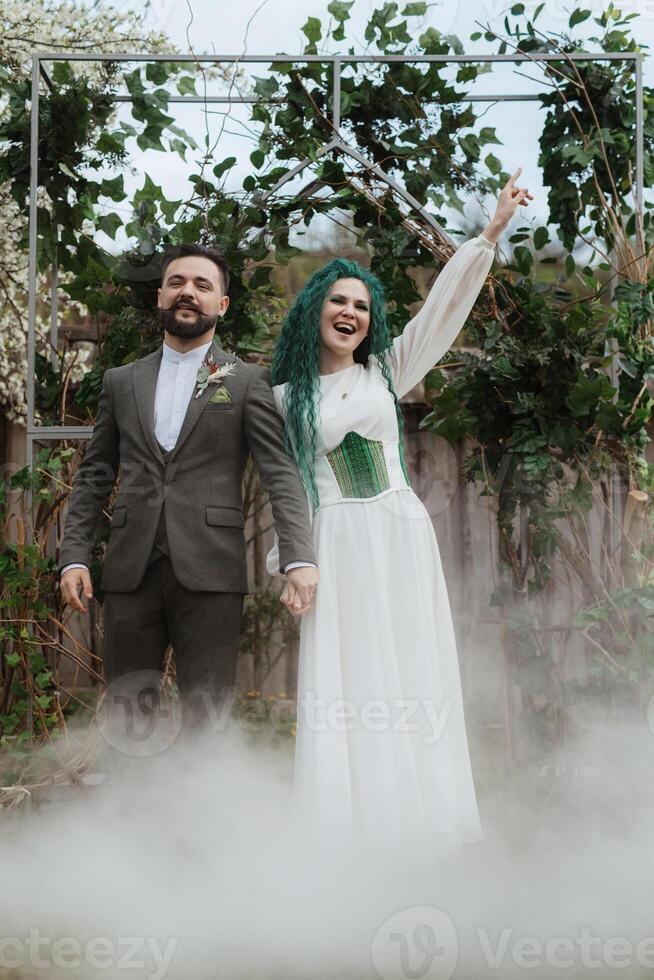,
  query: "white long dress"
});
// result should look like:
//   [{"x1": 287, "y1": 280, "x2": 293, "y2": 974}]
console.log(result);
[{"x1": 267, "y1": 232, "x2": 496, "y2": 868}]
